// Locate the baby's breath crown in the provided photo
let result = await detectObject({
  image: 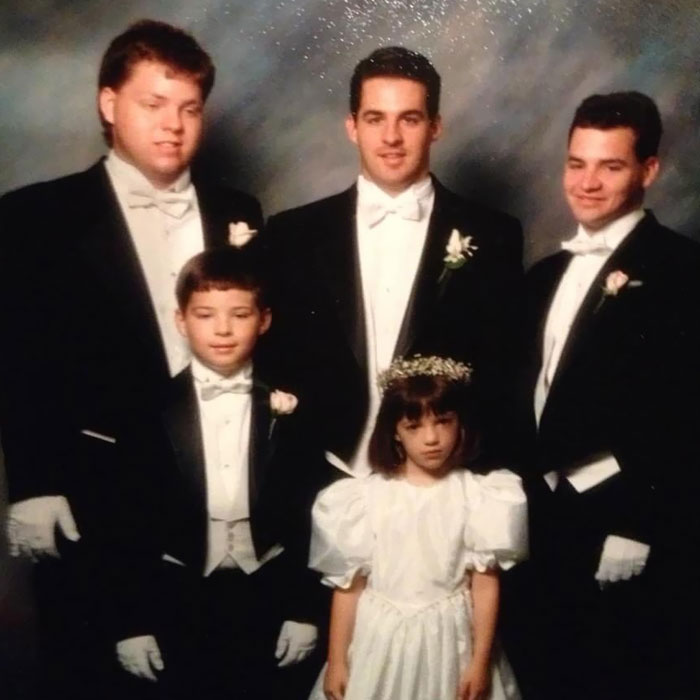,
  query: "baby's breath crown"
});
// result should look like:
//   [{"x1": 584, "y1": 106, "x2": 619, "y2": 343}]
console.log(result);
[{"x1": 377, "y1": 354, "x2": 473, "y2": 392}]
